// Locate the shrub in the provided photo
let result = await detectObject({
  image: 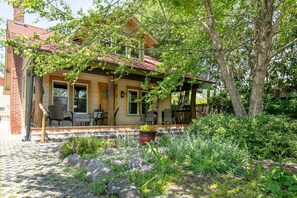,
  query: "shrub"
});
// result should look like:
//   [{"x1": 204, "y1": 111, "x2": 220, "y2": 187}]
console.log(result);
[
  {"x1": 257, "y1": 166, "x2": 297, "y2": 197},
  {"x1": 162, "y1": 134, "x2": 248, "y2": 175},
  {"x1": 188, "y1": 114, "x2": 297, "y2": 161},
  {"x1": 60, "y1": 137, "x2": 116, "y2": 158}
]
